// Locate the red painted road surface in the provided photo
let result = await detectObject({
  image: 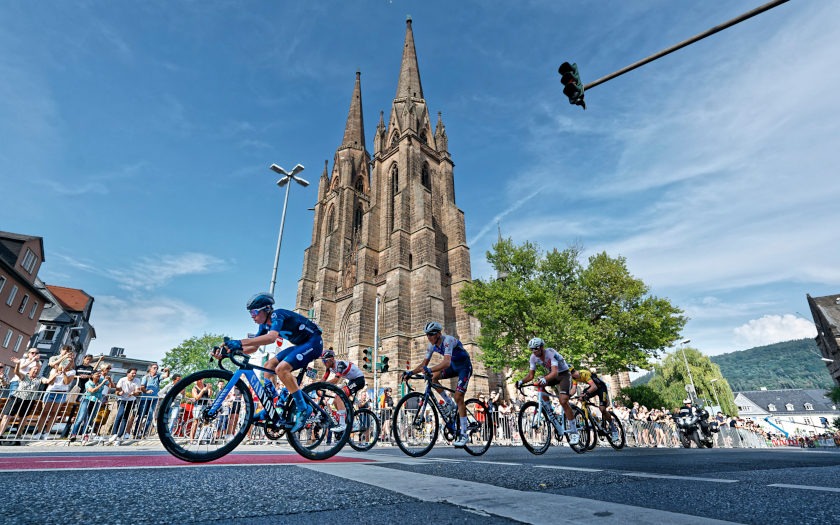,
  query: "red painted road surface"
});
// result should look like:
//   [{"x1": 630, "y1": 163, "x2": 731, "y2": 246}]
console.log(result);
[{"x1": 0, "y1": 453, "x2": 369, "y2": 471}]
